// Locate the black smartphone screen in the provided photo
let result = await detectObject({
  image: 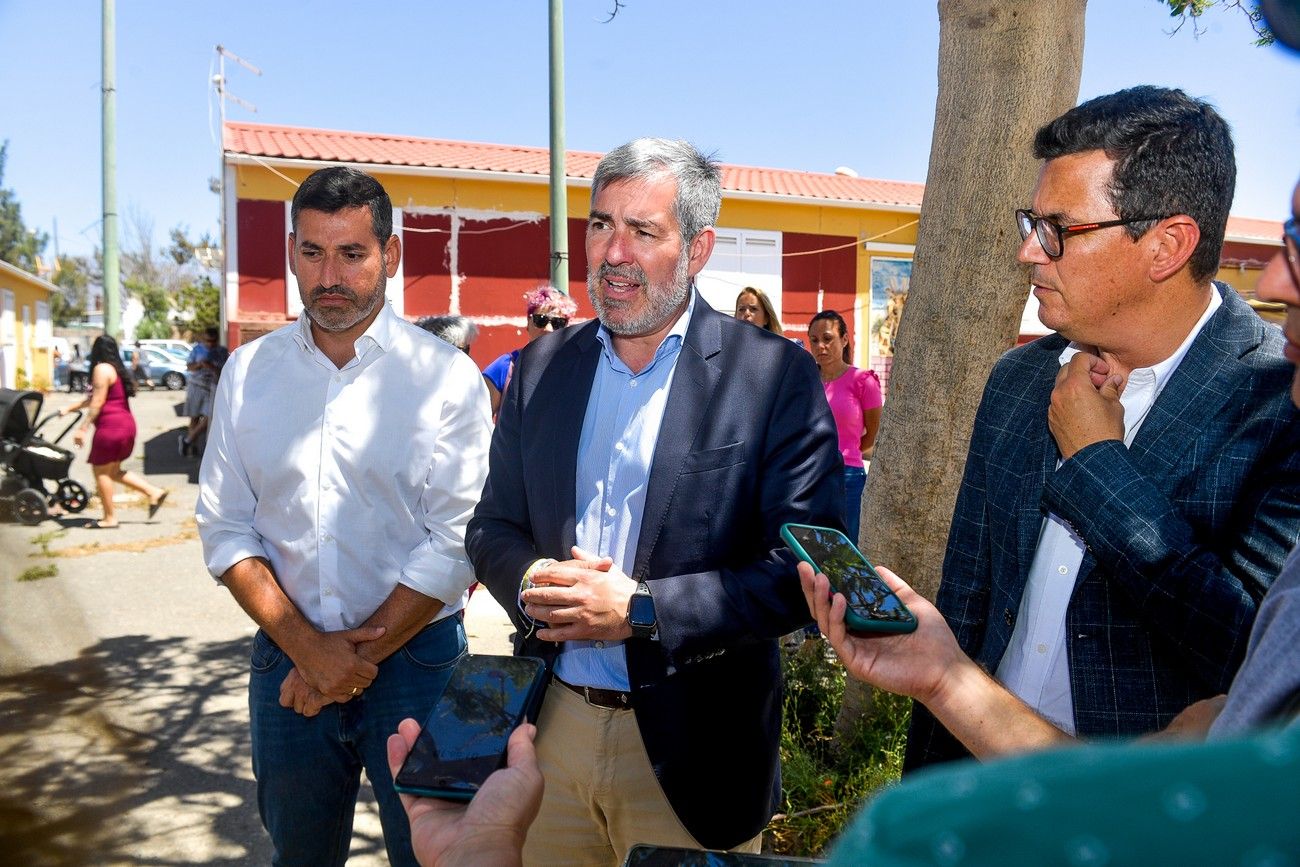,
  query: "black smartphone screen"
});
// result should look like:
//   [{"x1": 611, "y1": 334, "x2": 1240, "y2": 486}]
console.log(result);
[
  {"x1": 394, "y1": 654, "x2": 545, "y2": 800},
  {"x1": 785, "y1": 525, "x2": 913, "y2": 625}
]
